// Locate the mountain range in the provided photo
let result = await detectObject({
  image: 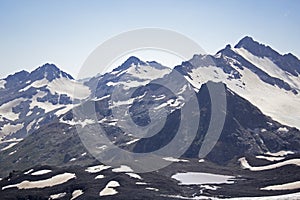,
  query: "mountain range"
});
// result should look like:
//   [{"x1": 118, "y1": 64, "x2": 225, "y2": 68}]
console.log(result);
[{"x1": 0, "y1": 36, "x2": 300, "y2": 199}]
